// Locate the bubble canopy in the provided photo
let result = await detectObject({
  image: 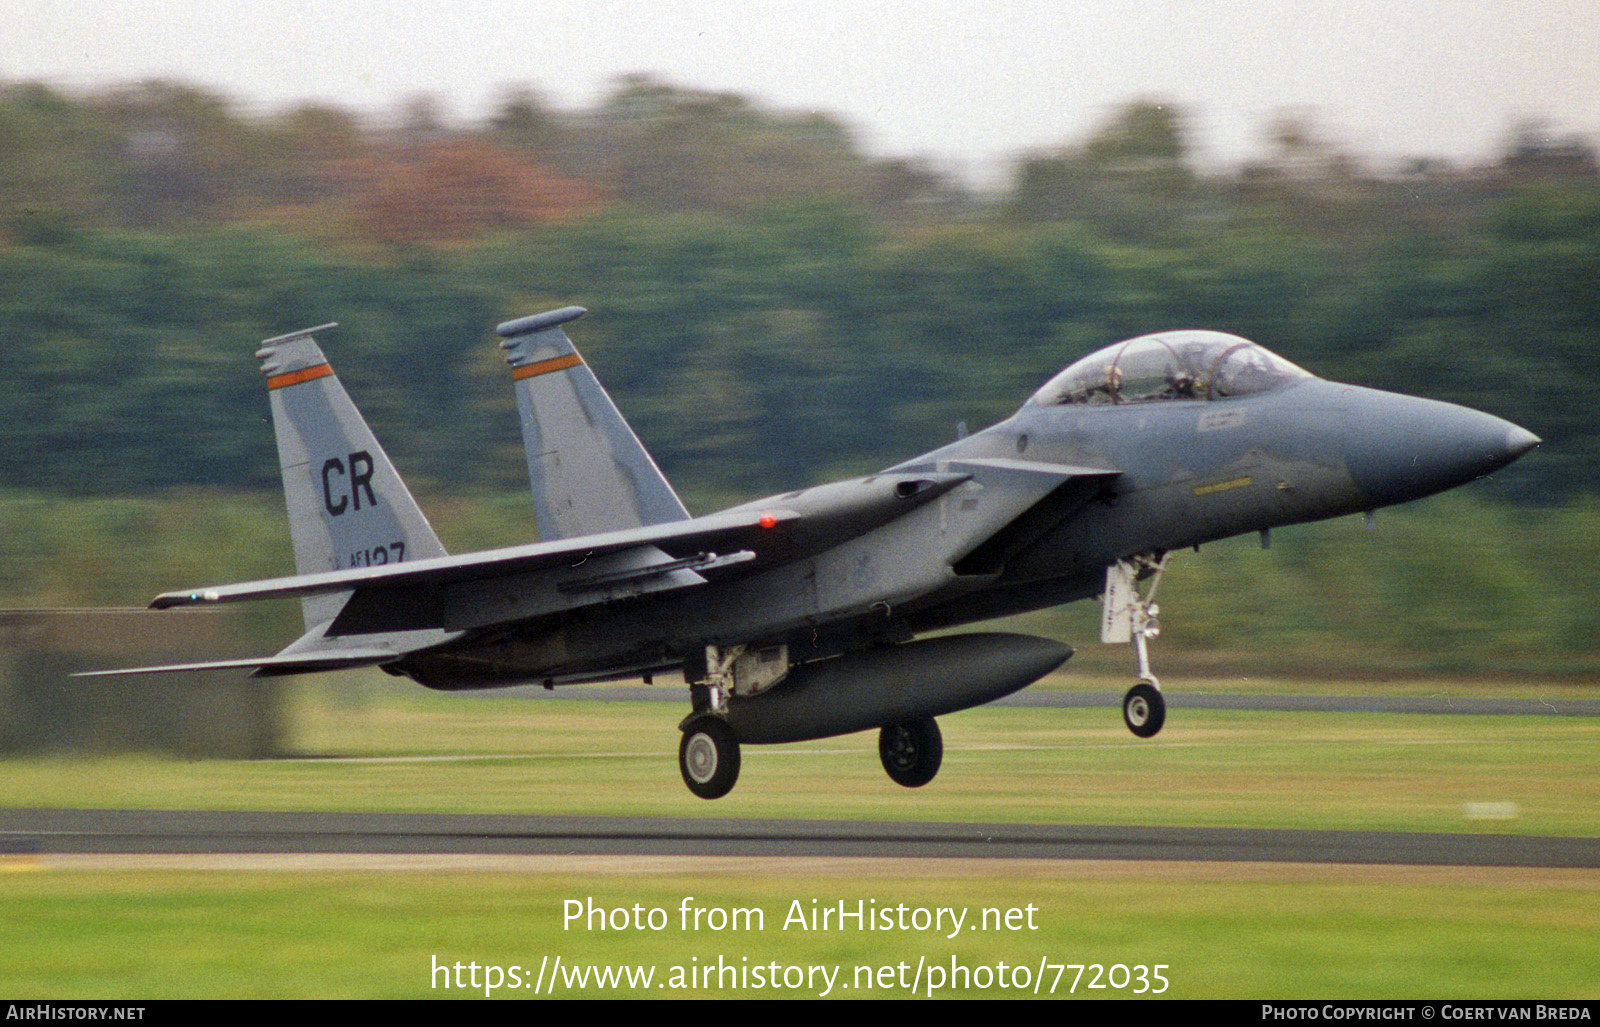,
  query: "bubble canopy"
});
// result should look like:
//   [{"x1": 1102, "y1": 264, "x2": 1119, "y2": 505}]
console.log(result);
[{"x1": 1031, "y1": 331, "x2": 1313, "y2": 407}]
